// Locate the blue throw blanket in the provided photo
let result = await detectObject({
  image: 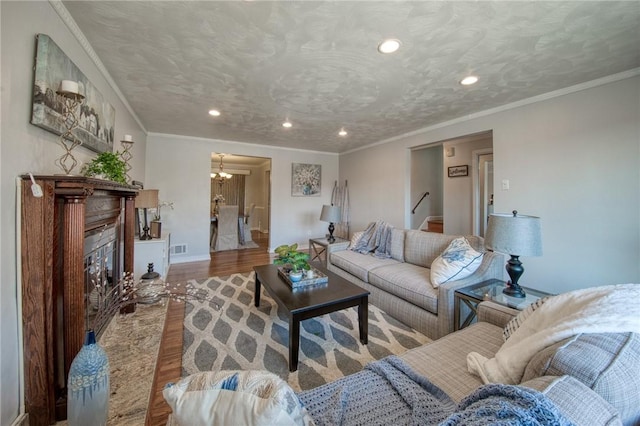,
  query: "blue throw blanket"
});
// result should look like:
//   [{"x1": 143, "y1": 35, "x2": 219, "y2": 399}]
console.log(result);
[
  {"x1": 298, "y1": 356, "x2": 573, "y2": 426},
  {"x1": 351, "y1": 220, "x2": 394, "y2": 258}
]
